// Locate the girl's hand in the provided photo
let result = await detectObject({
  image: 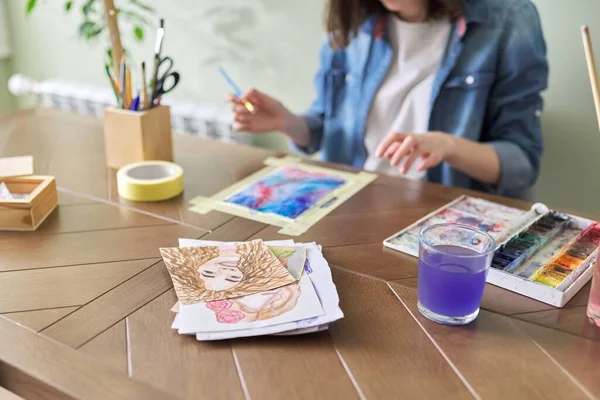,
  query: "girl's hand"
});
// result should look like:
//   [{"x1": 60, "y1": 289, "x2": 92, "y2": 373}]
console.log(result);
[
  {"x1": 225, "y1": 88, "x2": 291, "y2": 133},
  {"x1": 375, "y1": 132, "x2": 456, "y2": 174}
]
